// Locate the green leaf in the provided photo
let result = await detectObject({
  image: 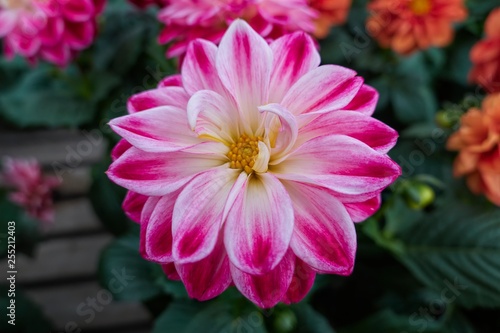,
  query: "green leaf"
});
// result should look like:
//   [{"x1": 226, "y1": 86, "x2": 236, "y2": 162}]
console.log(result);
[
  {"x1": 98, "y1": 233, "x2": 164, "y2": 301},
  {"x1": 152, "y1": 300, "x2": 206, "y2": 333},
  {"x1": 0, "y1": 57, "x2": 29, "y2": 93},
  {"x1": 339, "y1": 309, "x2": 442, "y2": 333},
  {"x1": 88, "y1": 157, "x2": 129, "y2": 235},
  {"x1": 92, "y1": 9, "x2": 150, "y2": 75},
  {"x1": 443, "y1": 30, "x2": 476, "y2": 85},
  {"x1": 445, "y1": 310, "x2": 476, "y2": 333},
  {"x1": 395, "y1": 203, "x2": 500, "y2": 308},
  {"x1": 391, "y1": 81, "x2": 437, "y2": 124},
  {"x1": 0, "y1": 67, "x2": 96, "y2": 128},
  {"x1": 368, "y1": 77, "x2": 391, "y2": 111},
  {"x1": 291, "y1": 304, "x2": 336, "y2": 333},
  {"x1": 153, "y1": 299, "x2": 268, "y2": 333},
  {"x1": 158, "y1": 277, "x2": 189, "y2": 299},
  {"x1": 0, "y1": 196, "x2": 41, "y2": 258}
]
